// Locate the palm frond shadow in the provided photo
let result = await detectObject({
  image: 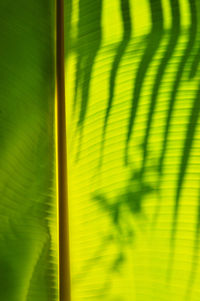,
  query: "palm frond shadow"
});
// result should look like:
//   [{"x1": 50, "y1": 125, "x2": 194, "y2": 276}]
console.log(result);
[
  {"x1": 125, "y1": 0, "x2": 164, "y2": 164},
  {"x1": 99, "y1": 35, "x2": 148, "y2": 168},
  {"x1": 99, "y1": 0, "x2": 132, "y2": 168},
  {"x1": 152, "y1": 1, "x2": 199, "y2": 262},
  {"x1": 158, "y1": 0, "x2": 198, "y2": 177},
  {"x1": 73, "y1": 0, "x2": 103, "y2": 160},
  {"x1": 140, "y1": 0, "x2": 181, "y2": 177}
]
